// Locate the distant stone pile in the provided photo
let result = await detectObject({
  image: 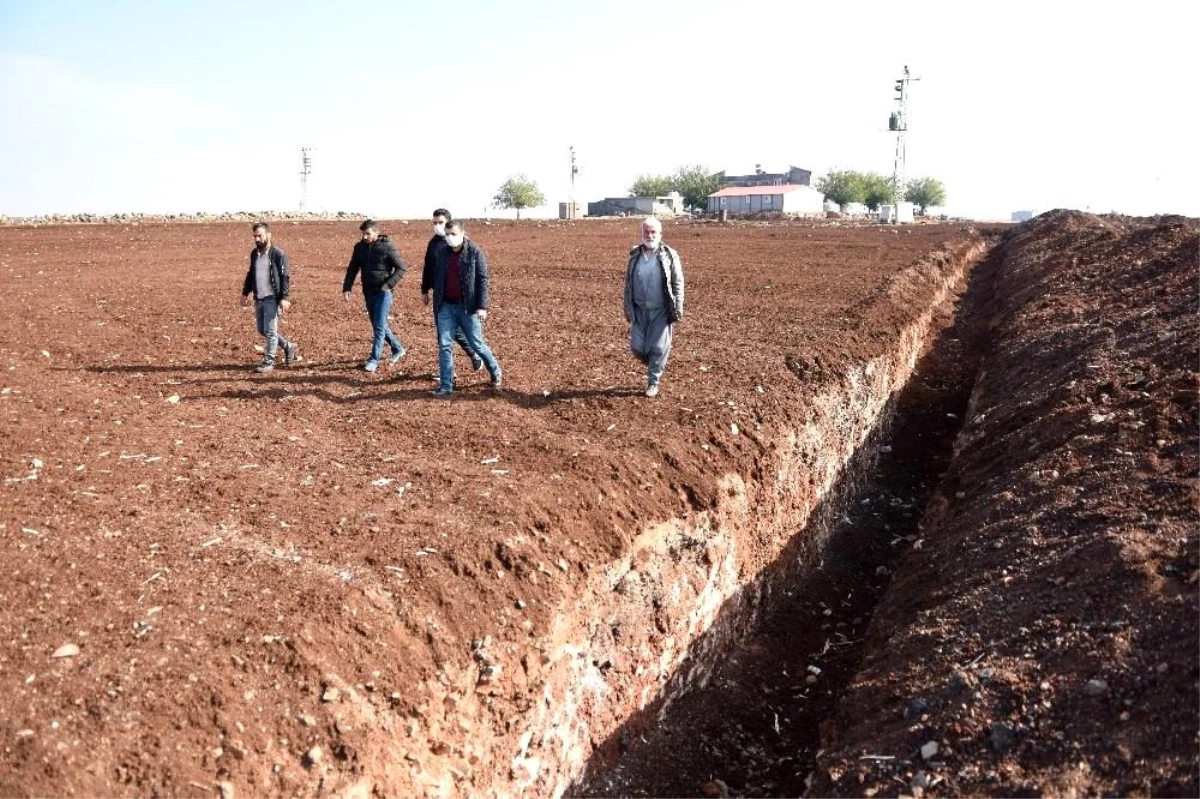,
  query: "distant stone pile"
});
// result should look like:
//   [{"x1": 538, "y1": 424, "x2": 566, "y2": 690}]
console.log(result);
[{"x1": 0, "y1": 211, "x2": 366, "y2": 227}]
